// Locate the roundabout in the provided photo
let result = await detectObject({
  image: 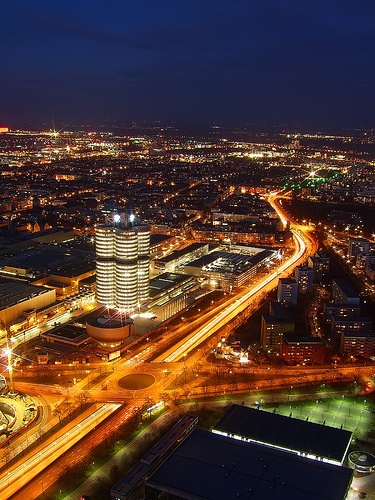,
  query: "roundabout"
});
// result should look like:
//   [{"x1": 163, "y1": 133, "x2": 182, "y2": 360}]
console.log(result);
[{"x1": 118, "y1": 373, "x2": 156, "y2": 390}]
